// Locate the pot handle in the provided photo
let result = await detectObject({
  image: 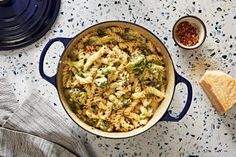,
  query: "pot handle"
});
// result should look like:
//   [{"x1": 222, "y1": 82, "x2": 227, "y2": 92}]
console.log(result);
[
  {"x1": 161, "y1": 71, "x2": 193, "y2": 121},
  {"x1": 39, "y1": 37, "x2": 73, "y2": 87}
]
